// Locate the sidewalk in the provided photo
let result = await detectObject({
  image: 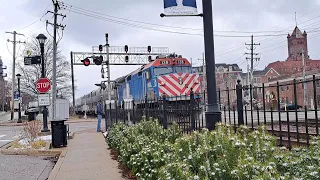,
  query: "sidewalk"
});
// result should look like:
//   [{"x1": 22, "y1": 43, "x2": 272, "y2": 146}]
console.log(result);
[{"x1": 49, "y1": 131, "x2": 126, "y2": 180}]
